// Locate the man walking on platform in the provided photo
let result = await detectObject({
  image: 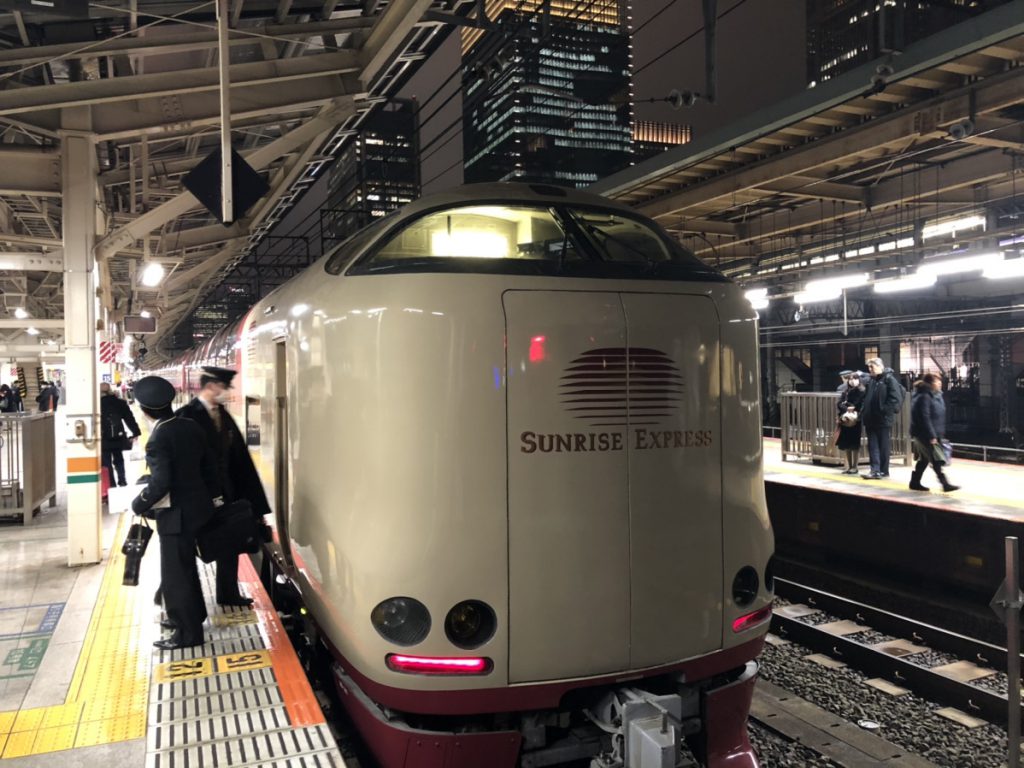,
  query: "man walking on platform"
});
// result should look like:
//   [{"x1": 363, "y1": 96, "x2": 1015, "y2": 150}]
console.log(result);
[
  {"x1": 177, "y1": 366, "x2": 271, "y2": 607},
  {"x1": 860, "y1": 357, "x2": 904, "y2": 480},
  {"x1": 100, "y1": 382, "x2": 141, "y2": 487},
  {"x1": 132, "y1": 376, "x2": 222, "y2": 650}
]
